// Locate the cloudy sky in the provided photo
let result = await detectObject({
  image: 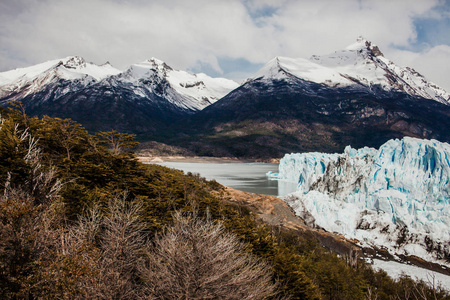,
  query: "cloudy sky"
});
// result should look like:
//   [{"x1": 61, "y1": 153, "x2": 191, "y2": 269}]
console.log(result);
[{"x1": 1, "y1": 0, "x2": 449, "y2": 89}]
